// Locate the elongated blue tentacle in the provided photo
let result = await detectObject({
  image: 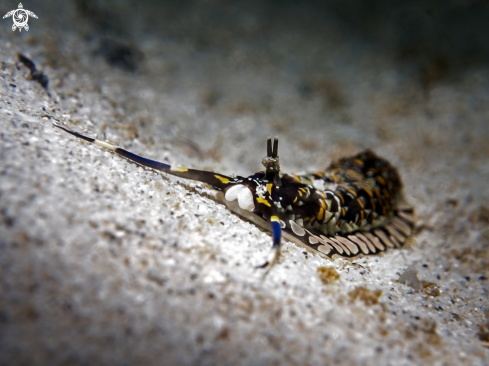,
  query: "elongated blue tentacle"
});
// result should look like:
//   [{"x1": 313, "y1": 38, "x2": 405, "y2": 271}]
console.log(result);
[
  {"x1": 53, "y1": 123, "x2": 233, "y2": 190},
  {"x1": 256, "y1": 215, "x2": 282, "y2": 270}
]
